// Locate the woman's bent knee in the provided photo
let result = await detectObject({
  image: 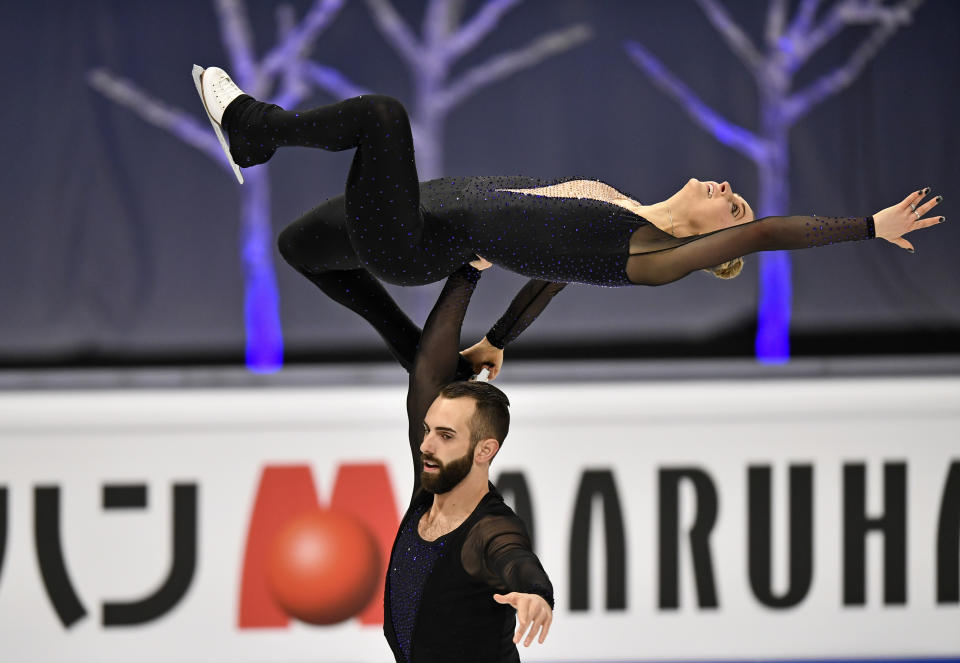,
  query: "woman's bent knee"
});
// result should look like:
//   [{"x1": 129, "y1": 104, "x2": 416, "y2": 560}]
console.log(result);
[
  {"x1": 277, "y1": 196, "x2": 360, "y2": 274},
  {"x1": 277, "y1": 224, "x2": 302, "y2": 268},
  {"x1": 360, "y1": 94, "x2": 409, "y2": 125}
]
